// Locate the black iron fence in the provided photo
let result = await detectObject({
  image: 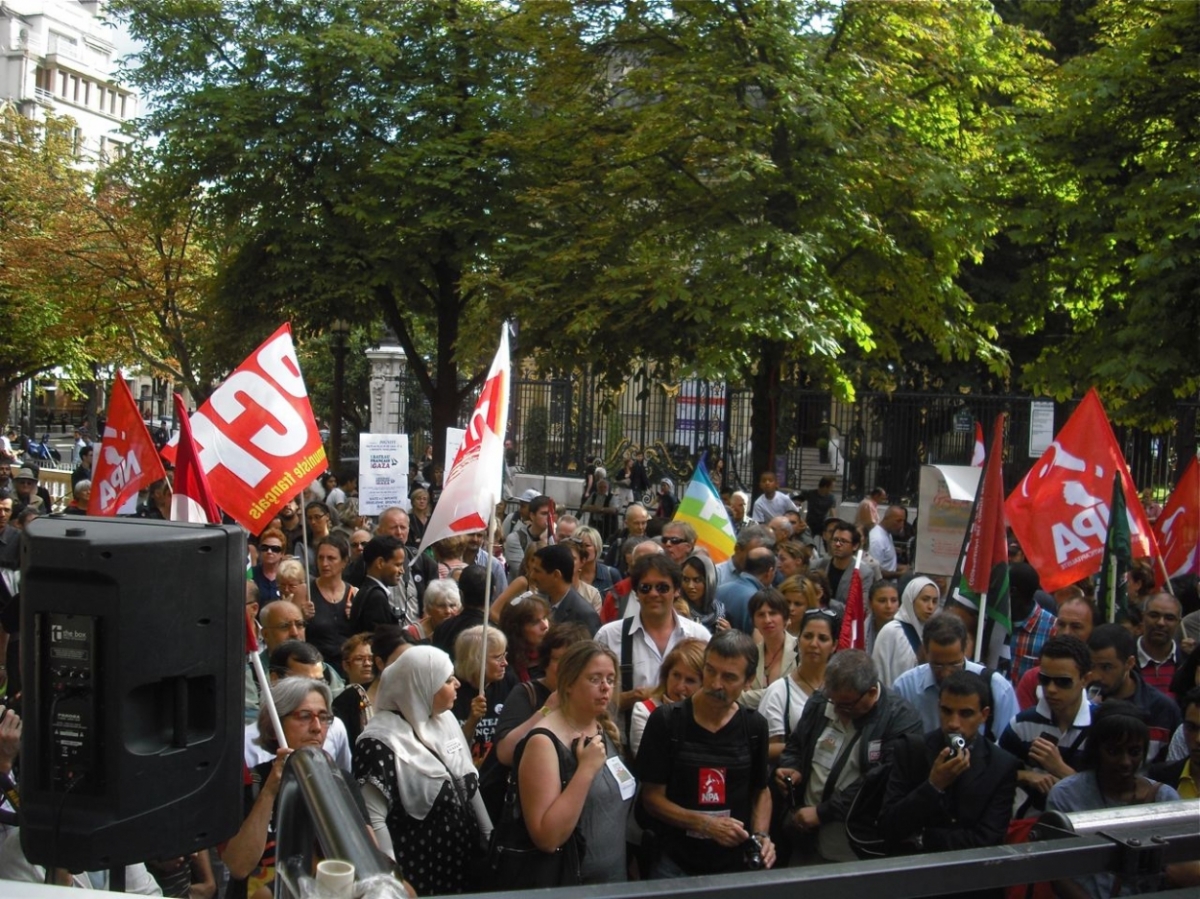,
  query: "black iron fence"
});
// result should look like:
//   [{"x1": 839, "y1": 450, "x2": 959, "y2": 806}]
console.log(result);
[{"x1": 391, "y1": 366, "x2": 1197, "y2": 504}]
